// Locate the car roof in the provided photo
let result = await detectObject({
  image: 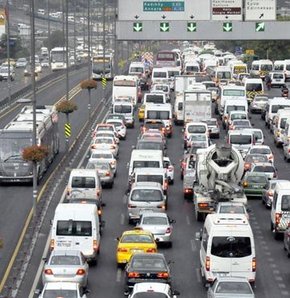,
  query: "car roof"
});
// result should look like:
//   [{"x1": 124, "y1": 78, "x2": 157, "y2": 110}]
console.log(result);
[
  {"x1": 141, "y1": 212, "x2": 168, "y2": 218},
  {"x1": 44, "y1": 282, "x2": 79, "y2": 290},
  {"x1": 132, "y1": 181, "x2": 163, "y2": 188},
  {"x1": 252, "y1": 162, "x2": 274, "y2": 167},
  {"x1": 50, "y1": 249, "x2": 81, "y2": 257},
  {"x1": 122, "y1": 229, "x2": 154, "y2": 236},
  {"x1": 133, "y1": 282, "x2": 170, "y2": 293}
]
